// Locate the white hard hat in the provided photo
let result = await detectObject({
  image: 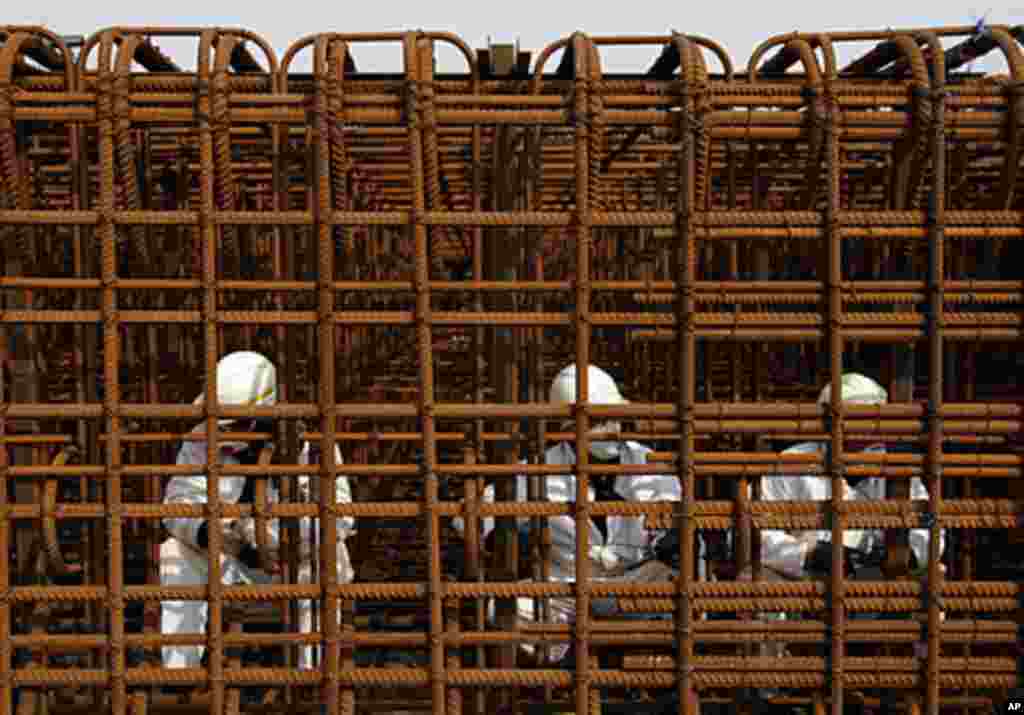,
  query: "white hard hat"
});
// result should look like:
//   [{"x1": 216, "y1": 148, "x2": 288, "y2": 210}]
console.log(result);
[
  {"x1": 193, "y1": 351, "x2": 277, "y2": 424},
  {"x1": 817, "y1": 372, "x2": 887, "y2": 406},
  {"x1": 549, "y1": 363, "x2": 628, "y2": 405}
]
